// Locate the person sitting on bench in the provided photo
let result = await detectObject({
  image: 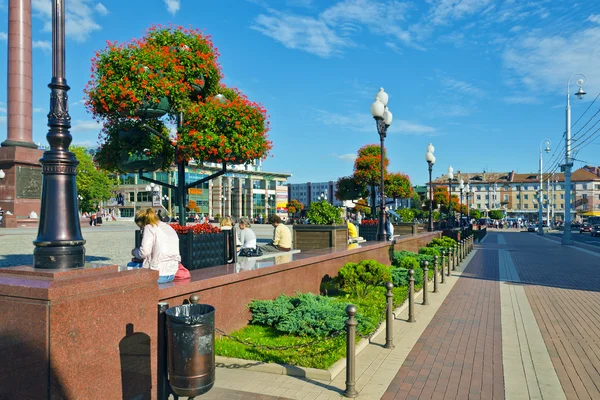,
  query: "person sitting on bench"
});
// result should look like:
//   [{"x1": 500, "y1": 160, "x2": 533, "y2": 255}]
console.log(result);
[{"x1": 261, "y1": 215, "x2": 292, "y2": 252}]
